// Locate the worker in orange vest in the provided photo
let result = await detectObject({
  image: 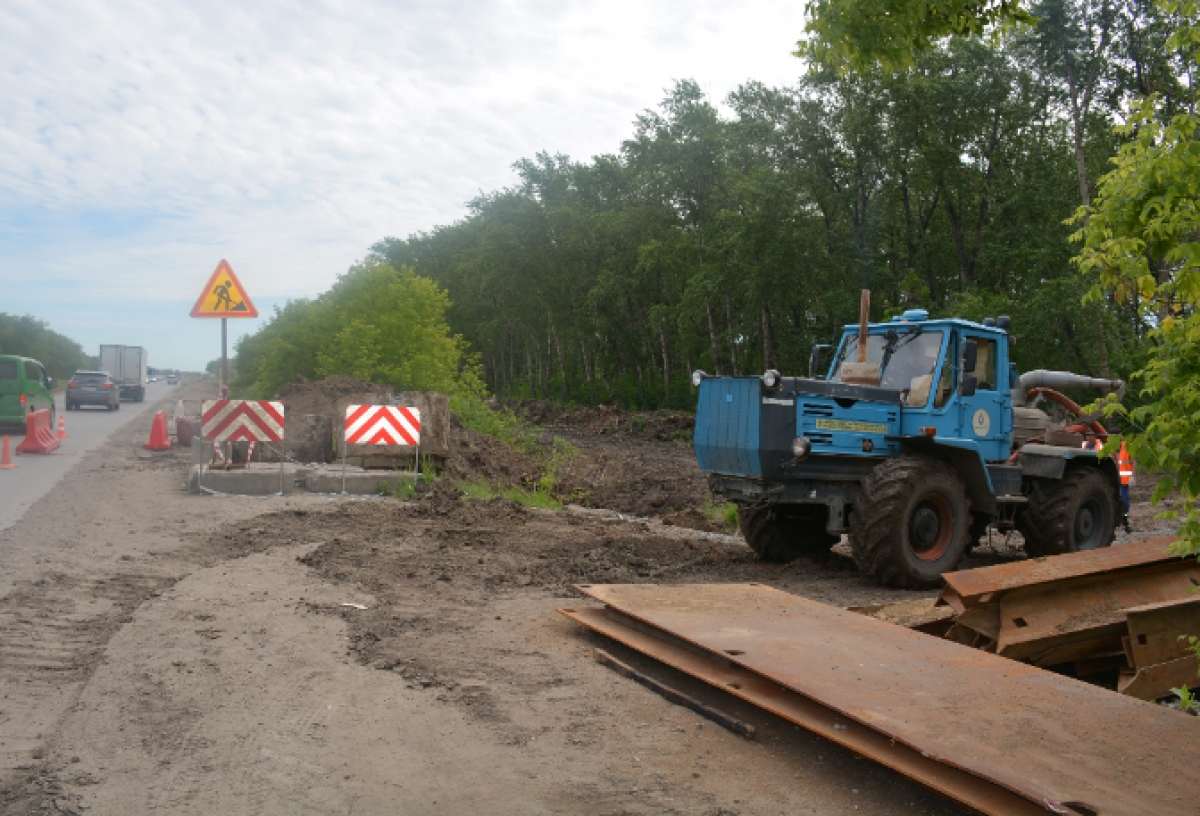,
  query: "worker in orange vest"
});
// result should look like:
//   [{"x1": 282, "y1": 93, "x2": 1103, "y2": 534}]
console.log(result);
[
  {"x1": 1081, "y1": 431, "x2": 1102, "y2": 451},
  {"x1": 1117, "y1": 440, "x2": 1134, "y2": 534}
]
